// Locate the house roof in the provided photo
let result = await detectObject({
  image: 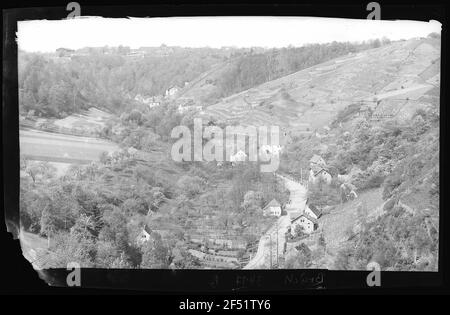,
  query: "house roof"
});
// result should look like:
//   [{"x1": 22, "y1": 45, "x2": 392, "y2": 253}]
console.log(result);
[
  {"x1": 291, "y1": 213, "x2": 318, "y2": 224},
  {"x1": 143, "y1": 224, "x2": 152, "y2": 234},
  {"x1": 307, "y1": 204, "x2": 322, "y2": 218},
  {"x1": 263, "y1": 199, "x2": 281, "y2": 210}
]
